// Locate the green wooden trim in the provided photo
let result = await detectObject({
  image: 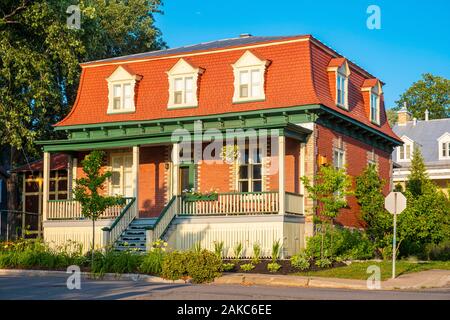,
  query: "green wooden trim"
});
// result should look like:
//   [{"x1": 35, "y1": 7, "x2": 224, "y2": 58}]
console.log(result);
[
  {"x1": 101, "y1": 197, "x2": 136, "y2": 231},
  {"x1": 54, "y1": 104, "x2": 321, "y2": 131},
  {"x1": 145, "y1": 196, "x2": 177, "y2": 231}
]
